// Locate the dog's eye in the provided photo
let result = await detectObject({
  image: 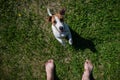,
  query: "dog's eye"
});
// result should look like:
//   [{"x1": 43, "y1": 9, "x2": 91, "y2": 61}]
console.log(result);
[
  {"x1": 60, "y1": 18, "x2": 64, "y2": 22},
  {"x1": 53, "y1": 20, "x2": 57, "y2": 24}
]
